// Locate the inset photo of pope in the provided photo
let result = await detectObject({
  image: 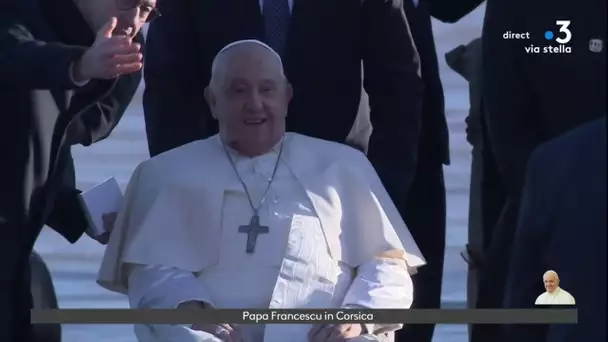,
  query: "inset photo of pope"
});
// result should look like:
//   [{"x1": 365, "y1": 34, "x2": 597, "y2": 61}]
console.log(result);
[{"x1": 535, "y1": 270, "x2": 576, "y2": 305}]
